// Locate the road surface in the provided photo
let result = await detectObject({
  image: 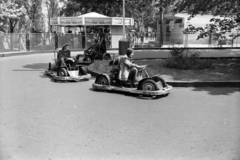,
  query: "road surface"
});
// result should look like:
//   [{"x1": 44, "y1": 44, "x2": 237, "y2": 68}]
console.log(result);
[{"x1": 0, "y1": 53, "x2": 240, "y2": 160}]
